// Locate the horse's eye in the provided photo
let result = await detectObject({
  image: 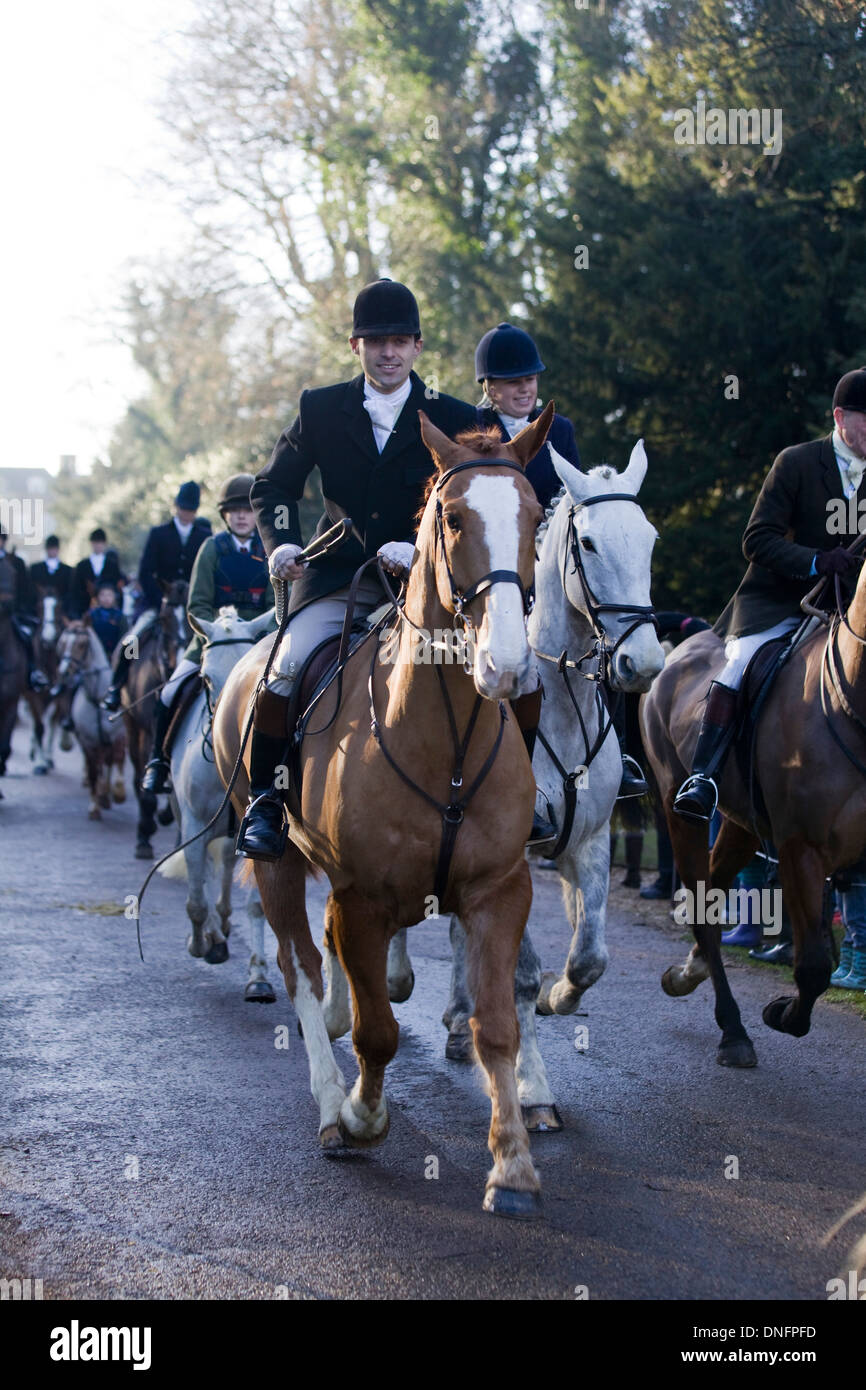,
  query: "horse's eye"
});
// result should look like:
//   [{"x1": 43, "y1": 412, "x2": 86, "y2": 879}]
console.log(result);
[
  {"x1": 580, "y1": 535, "x2": 596, "y2": 553},
  {"x1": 446, "y1": 513, "x2": 461, "y2": 533}
]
